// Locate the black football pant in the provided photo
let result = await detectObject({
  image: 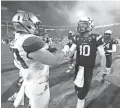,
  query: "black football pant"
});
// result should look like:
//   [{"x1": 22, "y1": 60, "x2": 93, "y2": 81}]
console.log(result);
[
  {"x1": 106, "y1": 54, "x2": 112, "y2": 68},
  {"x1": 74, "y1": 65, "x2": 93, "y2": 100}
]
